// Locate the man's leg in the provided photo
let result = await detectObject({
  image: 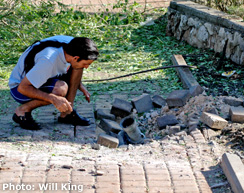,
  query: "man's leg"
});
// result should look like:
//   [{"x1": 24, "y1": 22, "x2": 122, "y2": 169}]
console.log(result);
[
  {"x1": 15, "y1": 80, "x2": 68, "y2": 116},
  {"x1": 57, "y1": 68, "x2": 91, "y2": 126},
  {"x1": 60, "y1": 68, "x2": 83, "y2": 118}
]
